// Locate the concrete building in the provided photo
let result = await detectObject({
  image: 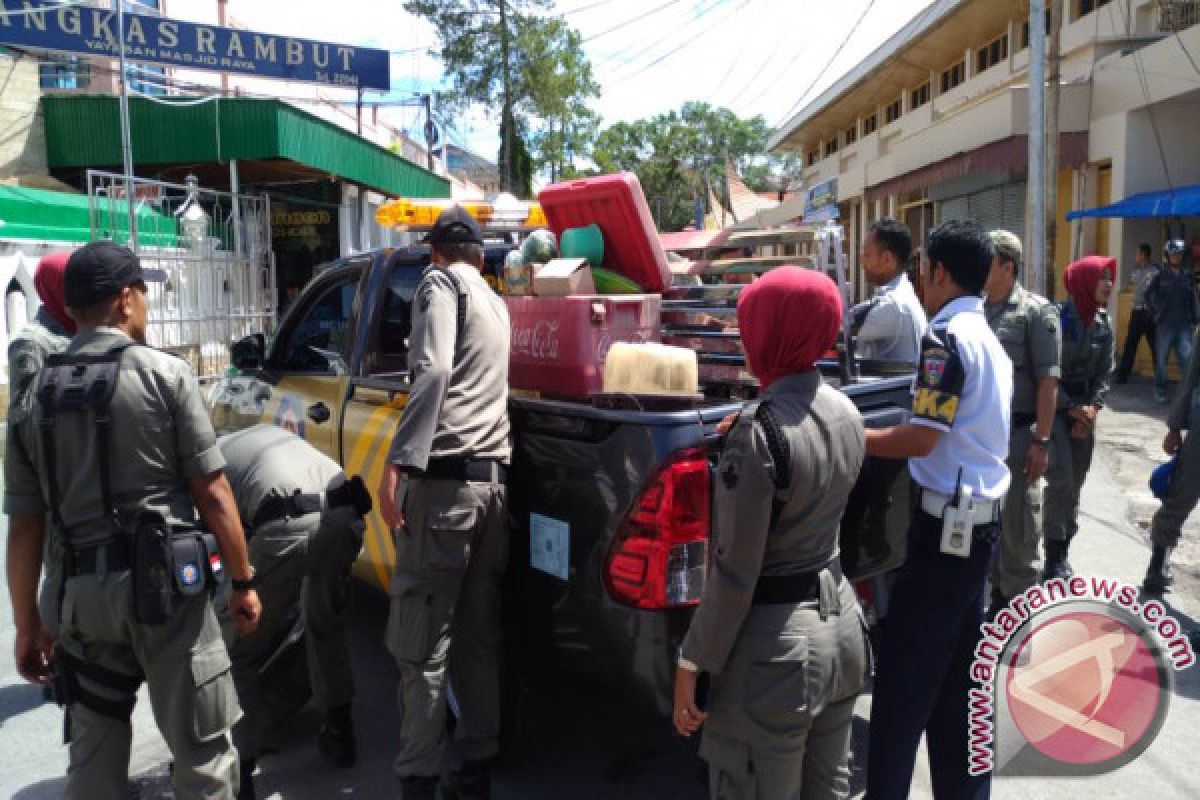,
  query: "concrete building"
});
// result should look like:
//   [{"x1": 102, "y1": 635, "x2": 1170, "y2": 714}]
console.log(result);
[{"x1": 769, "y1": 0, "x2": 1200, "y2": 368}]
